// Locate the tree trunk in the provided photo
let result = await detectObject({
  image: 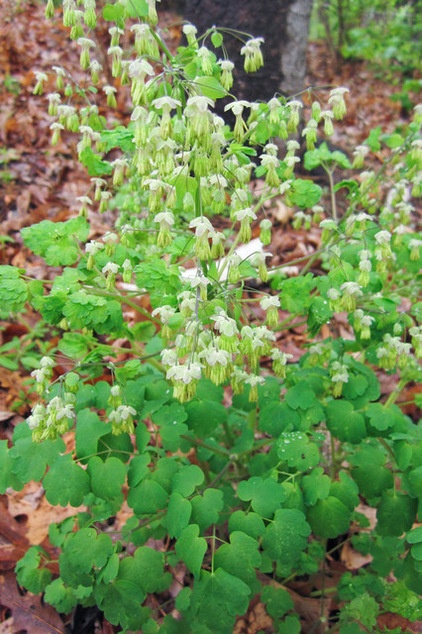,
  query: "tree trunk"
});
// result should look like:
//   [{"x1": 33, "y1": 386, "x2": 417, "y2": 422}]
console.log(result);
[{"x1": 181, "y1": 0, "x2": 313, "y2": 101}]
